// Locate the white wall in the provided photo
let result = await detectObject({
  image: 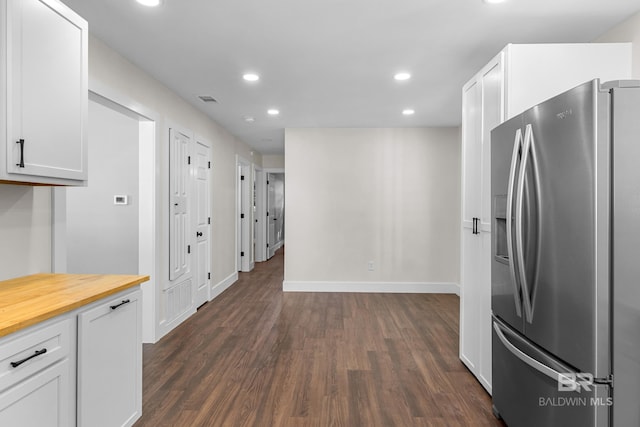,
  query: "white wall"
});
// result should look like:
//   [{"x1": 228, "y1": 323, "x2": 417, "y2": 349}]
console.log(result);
[
  {"x1": 0, "y1": 186, "x2": 51, "y2": 280},
  {"x1": 596, "y1": 11, "x2": 640, "y2": 78},
  {"x1": 66, "y1": 99, "x2": 139, "y2": 274},
  {"x1": 88, "y1": 35, "x2": 260, "y2": 287},
  {"x1": 263, "y1": 155, "x2": 285, "y2": 169},
  {"x1": 283, "y1": 128, "x2": 460, "y2": 293}
]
